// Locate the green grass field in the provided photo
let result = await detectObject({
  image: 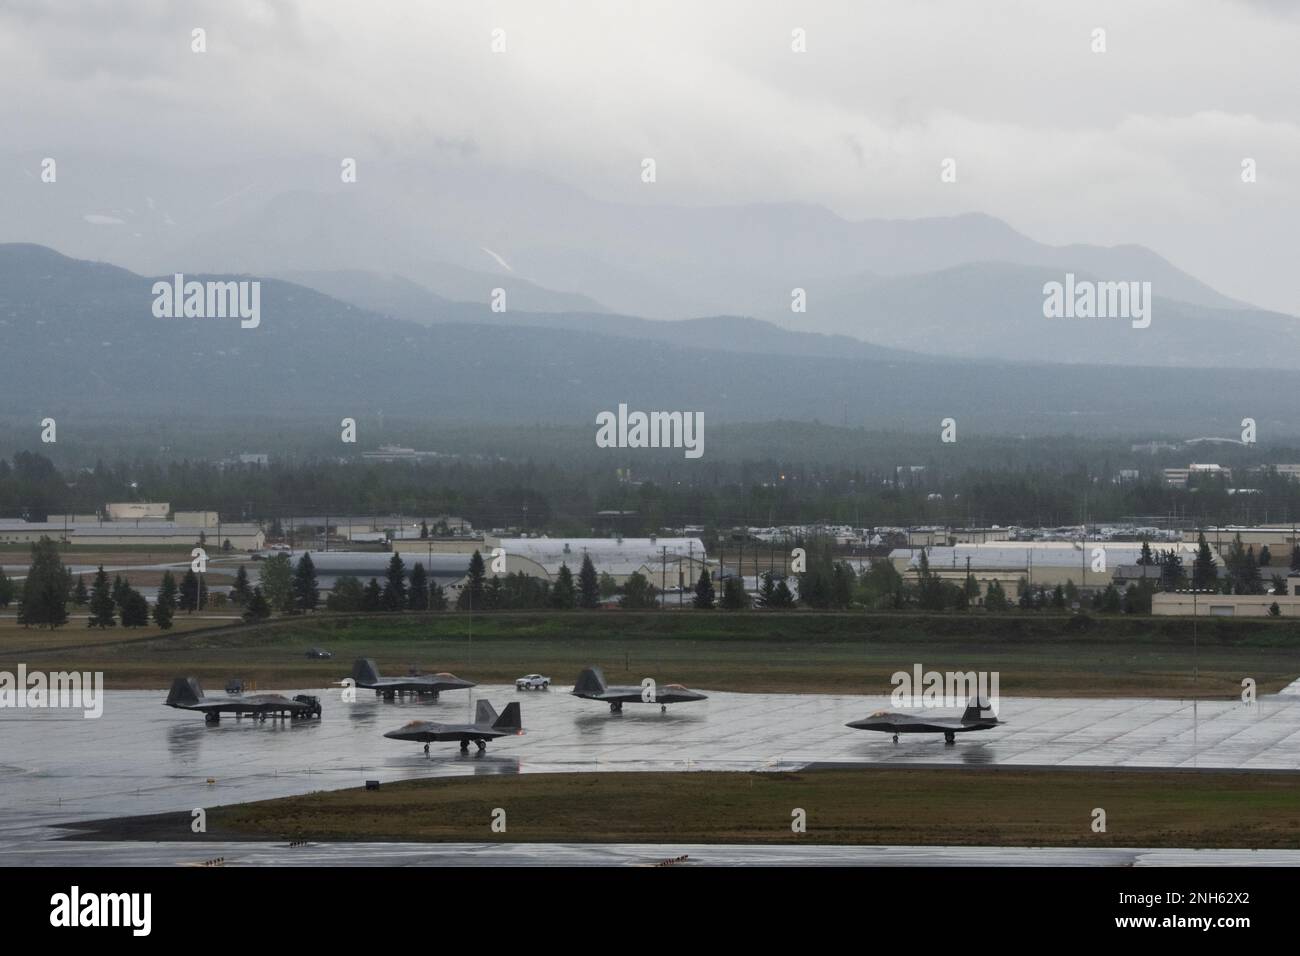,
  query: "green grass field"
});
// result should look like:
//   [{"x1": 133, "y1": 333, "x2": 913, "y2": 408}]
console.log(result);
[
  {"x1": 69, "y1": 768, "x2": 1300, "y2": 849},
  {"x1": 3, "y1": 610, "x2": 1296, "y2": 697}
]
